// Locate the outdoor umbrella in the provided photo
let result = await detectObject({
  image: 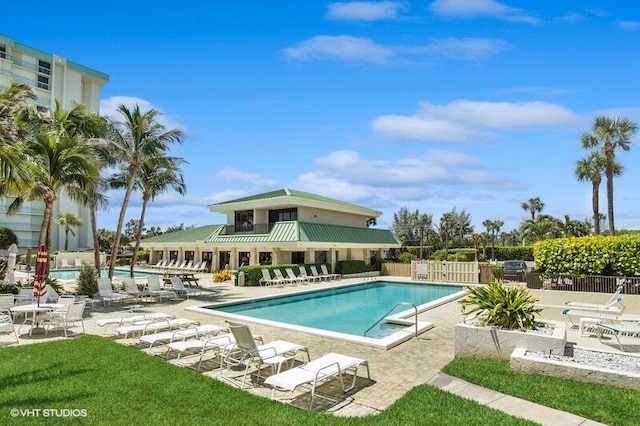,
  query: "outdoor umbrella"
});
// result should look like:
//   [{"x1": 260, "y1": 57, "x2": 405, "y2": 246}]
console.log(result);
[
  {"x1": 33, "y1": 244, "x2": 48, "y2": 307},
  {"x1": 6, "y1": 243, "x2": 17, "y2": 284}
]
